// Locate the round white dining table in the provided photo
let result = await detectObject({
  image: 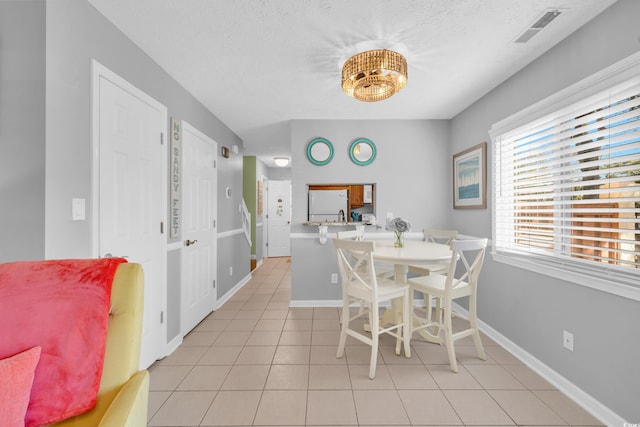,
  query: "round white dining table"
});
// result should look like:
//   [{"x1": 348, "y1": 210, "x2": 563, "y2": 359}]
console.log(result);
[
  {"x1": 371, "y1": 240, "x2": 452, "y2": 280},
  {"x1": 367, "y1": 239, "x2": 452, "y2": 344}
]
